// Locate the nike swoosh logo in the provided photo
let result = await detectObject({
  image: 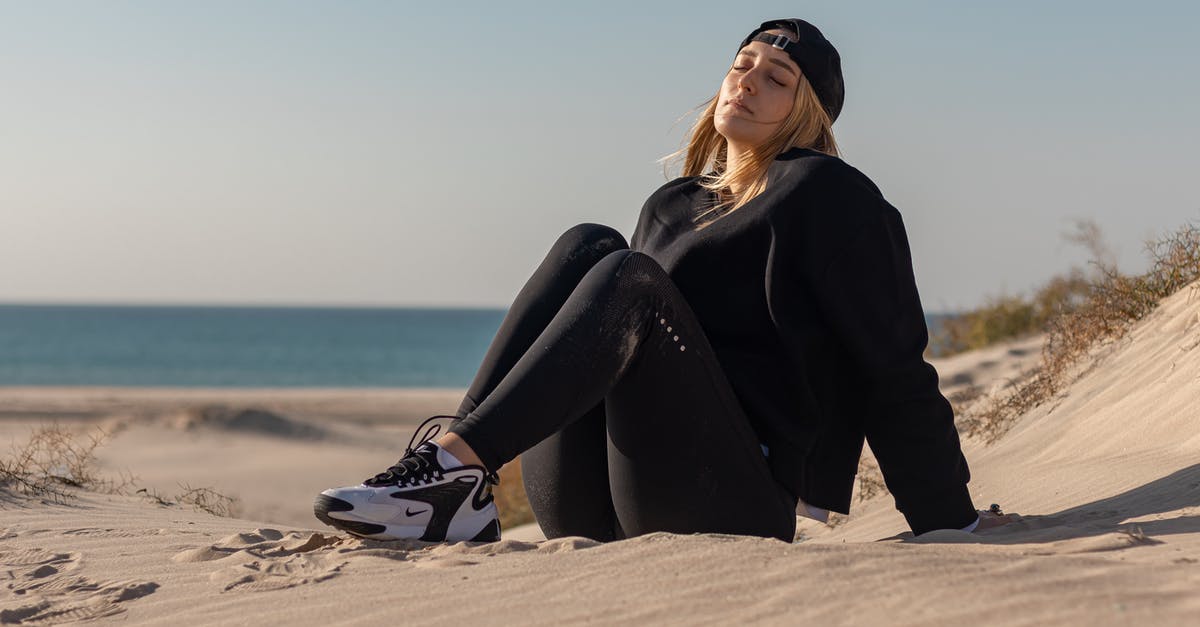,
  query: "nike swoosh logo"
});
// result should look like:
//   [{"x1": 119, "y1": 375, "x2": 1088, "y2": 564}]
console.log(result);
[
  {"x1": 406, "y1": 507, "x2": 428, "y2": 517},
  {"x1": 471, "y1": 477, "x2": 494, "y2": 511},
  {"x1": 386, "y1": 481, "x2": 474, "y2": 542}
]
